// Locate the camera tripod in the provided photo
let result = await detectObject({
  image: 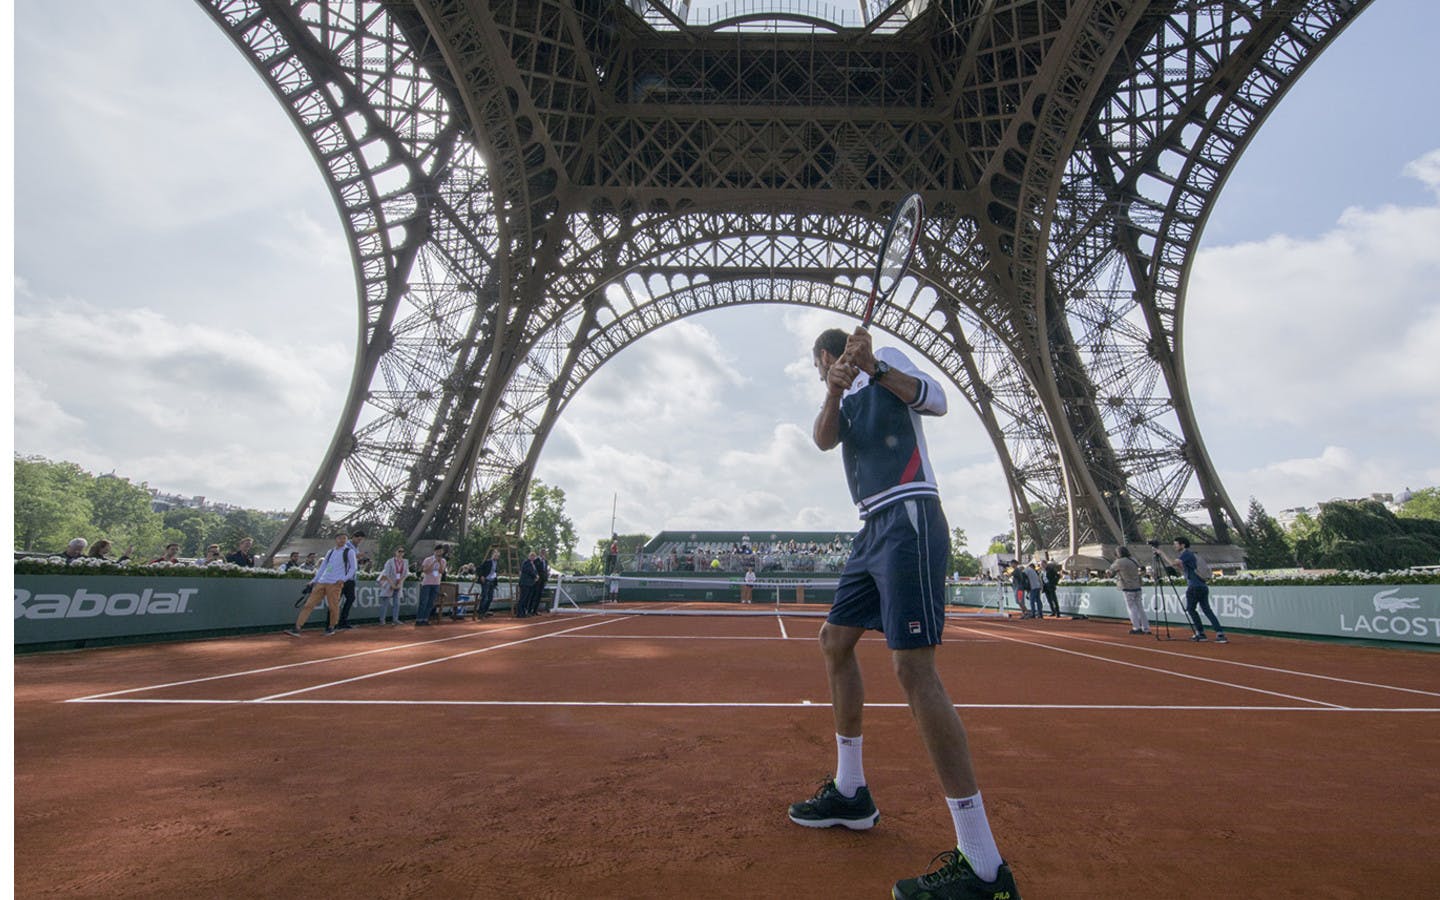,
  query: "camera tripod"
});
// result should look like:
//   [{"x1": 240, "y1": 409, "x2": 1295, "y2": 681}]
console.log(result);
[{"x1": 1148, "y1": 551, "x2": 1185, "y2": 642}]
